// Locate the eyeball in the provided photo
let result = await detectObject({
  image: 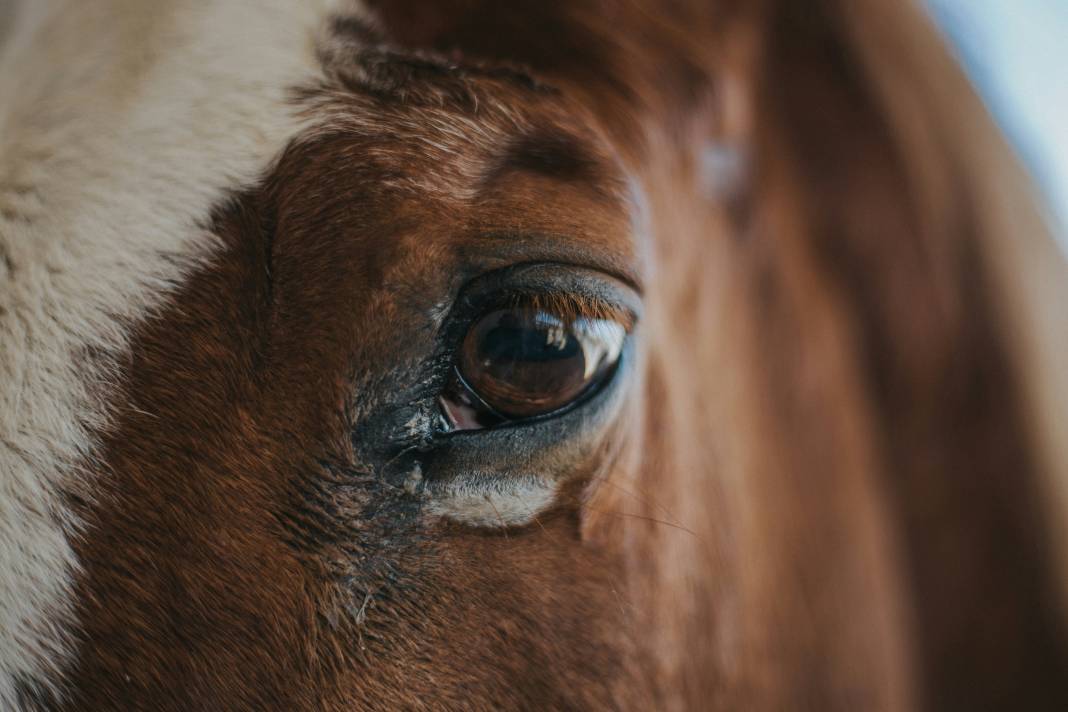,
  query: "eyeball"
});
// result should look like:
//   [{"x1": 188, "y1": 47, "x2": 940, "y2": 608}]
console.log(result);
[{"x1": 439, "y1": 301, "x2": 628, "y2": 431}]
